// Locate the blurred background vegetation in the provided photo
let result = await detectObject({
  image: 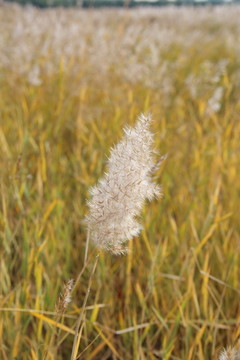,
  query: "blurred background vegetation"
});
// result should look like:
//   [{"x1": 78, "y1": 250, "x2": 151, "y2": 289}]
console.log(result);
[{"x1": 2, "y1": 0, "x2": 240, "y2": 9}]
